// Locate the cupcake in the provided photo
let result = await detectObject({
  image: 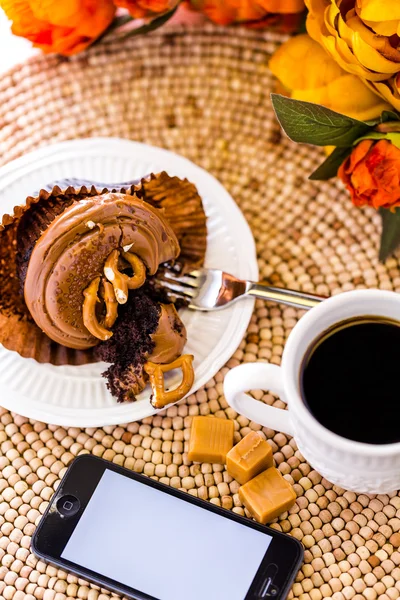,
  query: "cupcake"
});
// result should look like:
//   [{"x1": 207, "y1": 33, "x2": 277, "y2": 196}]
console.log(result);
[{"x1": 0, "y1": 173, "x2": 207, "y2": 407}]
